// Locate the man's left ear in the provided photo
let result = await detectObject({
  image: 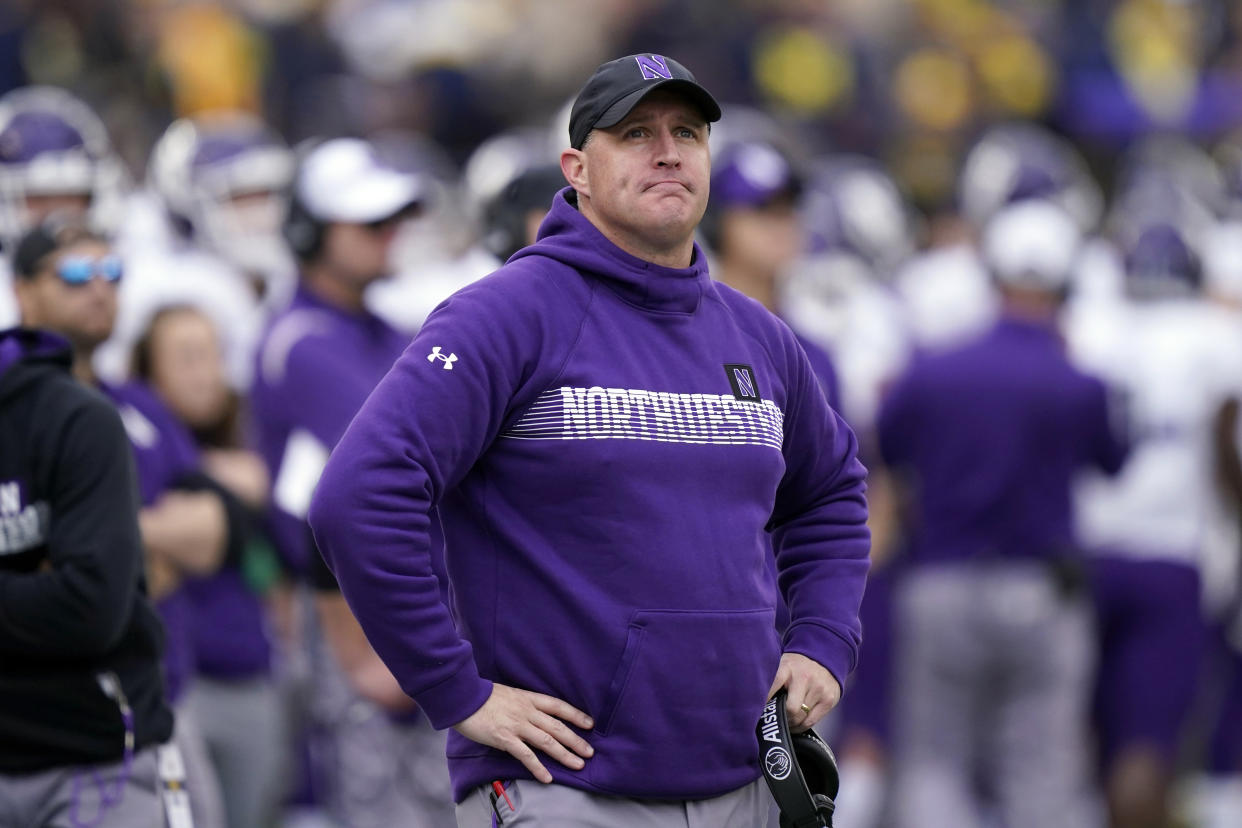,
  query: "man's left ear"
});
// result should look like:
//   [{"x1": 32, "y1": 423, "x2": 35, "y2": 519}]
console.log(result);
[{"x1": 560, "y1": 148, "x2": 589, "y2": 198}]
